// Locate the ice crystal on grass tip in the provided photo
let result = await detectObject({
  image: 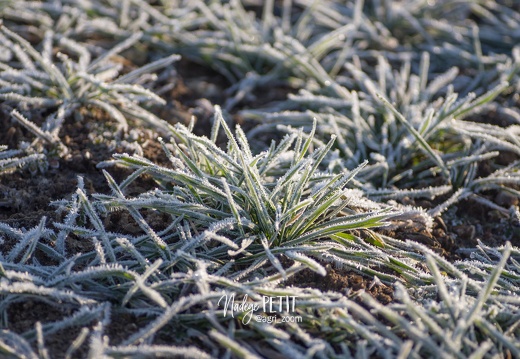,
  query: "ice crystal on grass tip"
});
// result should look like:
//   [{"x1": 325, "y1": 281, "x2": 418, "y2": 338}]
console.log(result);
[{"x1": 0, "y1": 145, "x2": 45, "y2": 176}]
